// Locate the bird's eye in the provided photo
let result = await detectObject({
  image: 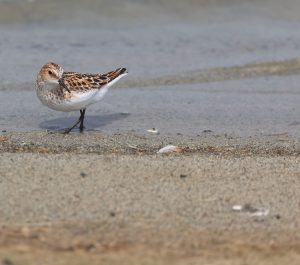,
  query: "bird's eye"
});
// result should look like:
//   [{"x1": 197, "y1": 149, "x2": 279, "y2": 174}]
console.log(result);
[{"x1": 48, "y1": 70, "x2": 53, "y2": 75}]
